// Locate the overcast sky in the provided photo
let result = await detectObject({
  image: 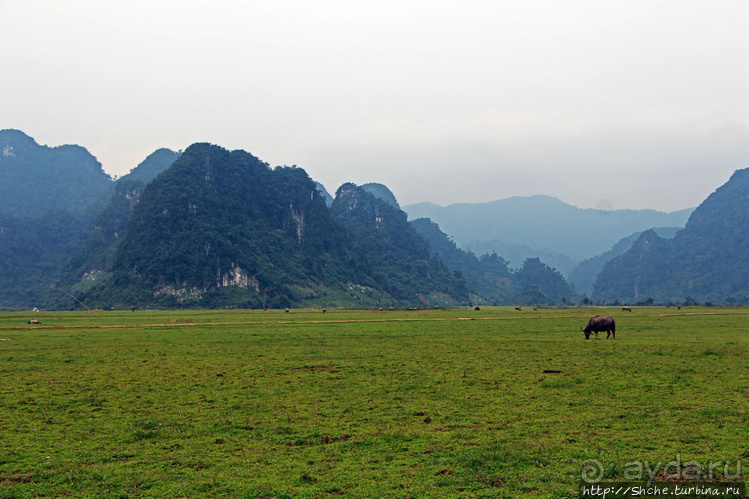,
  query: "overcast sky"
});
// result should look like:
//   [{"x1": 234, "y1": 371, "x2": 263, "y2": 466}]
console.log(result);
[{"x1": 2, "y1": 0, "x2": 747, "y2": 212}]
